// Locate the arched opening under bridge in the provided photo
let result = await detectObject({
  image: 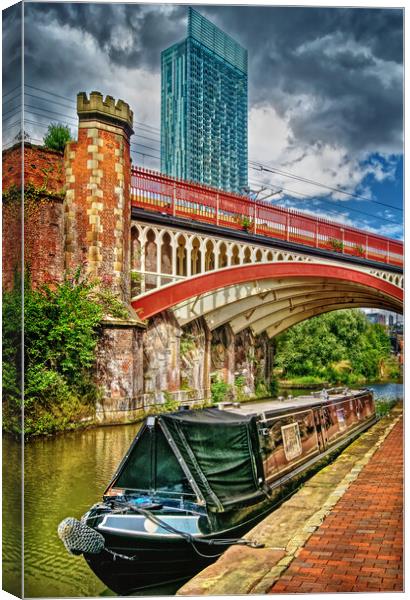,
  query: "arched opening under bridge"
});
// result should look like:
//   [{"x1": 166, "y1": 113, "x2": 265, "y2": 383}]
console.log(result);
[{"x1": 131, "y1": 263, "x2": 403, "y2": 337}]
